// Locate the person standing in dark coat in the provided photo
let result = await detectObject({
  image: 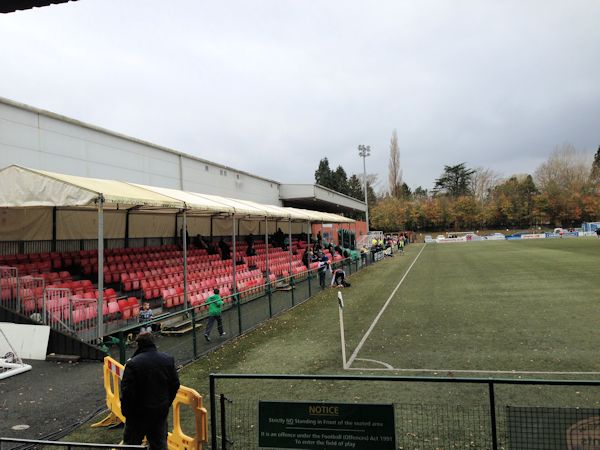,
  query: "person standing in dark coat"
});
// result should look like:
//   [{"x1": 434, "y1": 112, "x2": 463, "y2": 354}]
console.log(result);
[
  {"x1": 218, "y1": 237, "x2": 230, "y2": 260},
  {"x1": 121, "y1": 333, "x2": 180, "y2": 450}
]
